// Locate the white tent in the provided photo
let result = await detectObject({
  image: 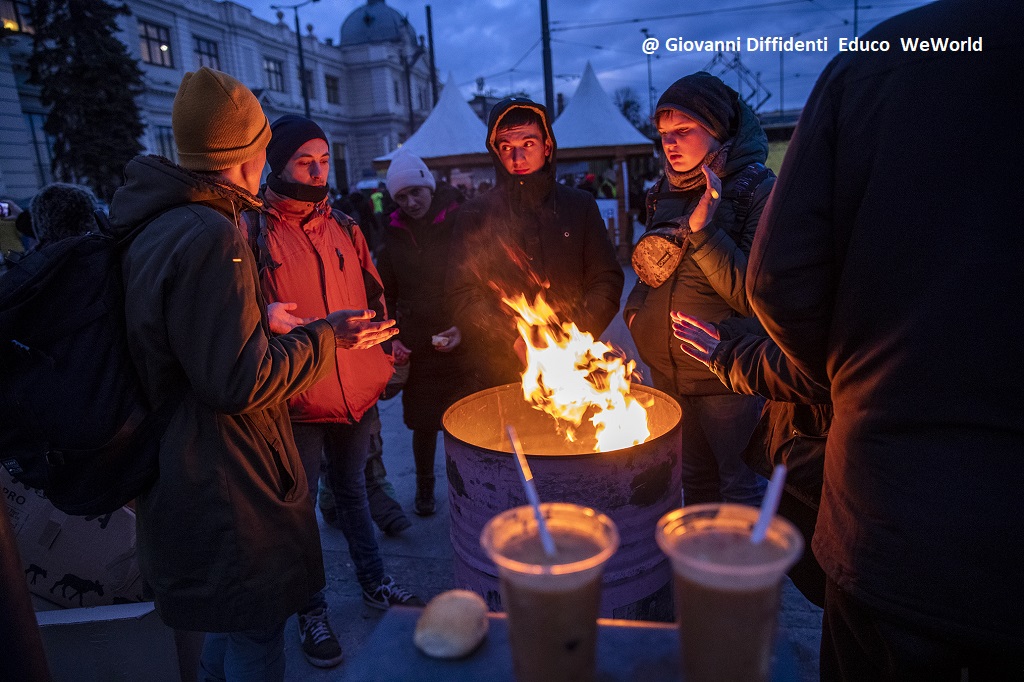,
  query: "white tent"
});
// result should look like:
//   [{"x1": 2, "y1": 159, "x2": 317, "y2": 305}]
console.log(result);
[
  {"x1": 553, "y1": 63, "x2": 655, "y2": 259},
  {"x1": 552, "y1": 62, "x2": 654, "y2": 160},
  {"x1": 374, "y1": 73, "x2": 489, "y2": 168}
]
